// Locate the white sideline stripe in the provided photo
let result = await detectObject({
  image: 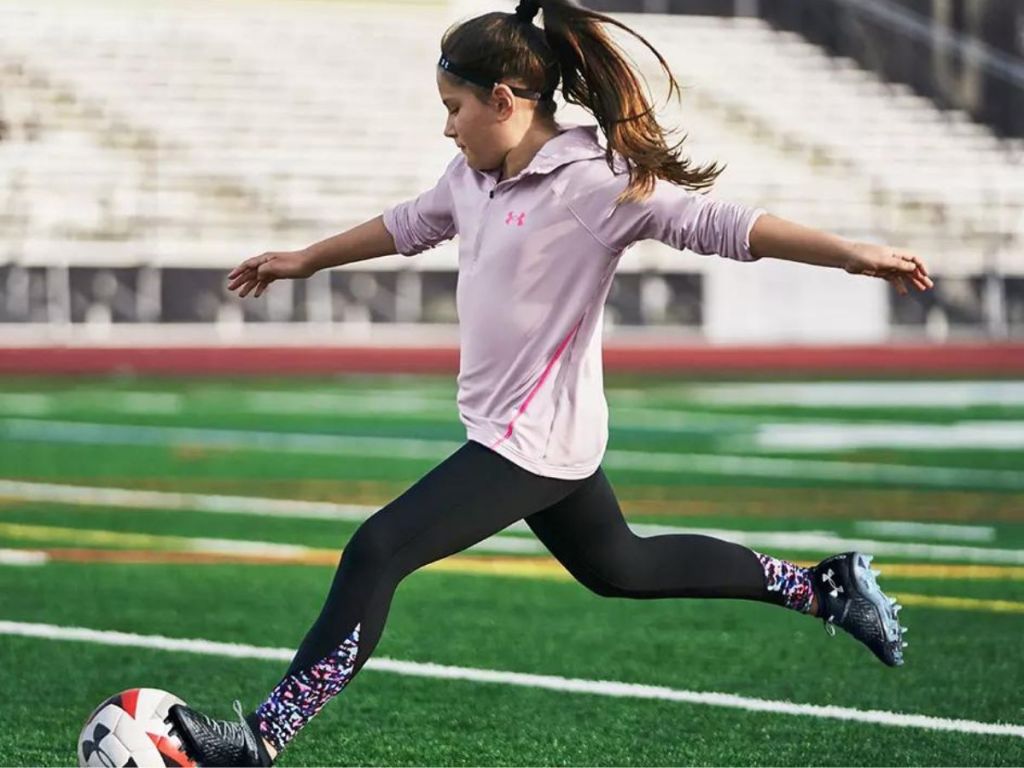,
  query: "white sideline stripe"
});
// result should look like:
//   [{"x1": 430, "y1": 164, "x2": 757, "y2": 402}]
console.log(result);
[
  {"x1": 1, "y1": 621, "x2": 1021, "y2": 739},
  {"x1": 11, "y1": 381, "x2": 1020, "y2": 410},
  {"x1": 687, "y1": 381, "x2": 1024, "y2": 408},
  {"x1": 0, "y1": 392, "x2": 824, "y2": 438},
  {"x1": 0, "y1": 548, "x2": 48, "y2": 566},
  {"x1": 115, "y1": 393, "x2": 184, "y2": 415},
  {"x1": 3, "y1": 480, "x2": 1023, "y2": 564},
  {"x1": 0, "y1": 479, "x2": 378, "y2": 521},
  {"x1": 855, "y1": 521, "x2": 996, "y2": 543},
  {"x1": 245, "y1": 394, "x2": 767, "y2": 437},
  {"x1": 190, "y1": 538, "x2": 310, "y2": 557},
  {"x1": 757, "y1": 422, "x2": 1024, "y2": 451},
  {"x1": 246, "y1": 395, "x2": 762, "y2": 436},
  {"x1": 244, "y1": 392, "x2": 456, "y2": 416},
  {"x1": 3, "y1": 418, "x2": 1023, "y2": 490},
  {"x1": 0, "y1": 480, "x2": 546, "y2": 557},
  {"x1": 0, "y1": 393, "x2": 185, "y2": 416},
  {"x1": 0, "y1": 417, "x2": 465, "y2": 460},
  {"x1": 8, "y1": 391, "x2": 1007, "y2": 439},
  {"x1": 603, "y1": 448, "x2": 1024, "y2": 490},
  {"x1": 0, "y1": 394, "x2": 52, "y2": 415}
]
